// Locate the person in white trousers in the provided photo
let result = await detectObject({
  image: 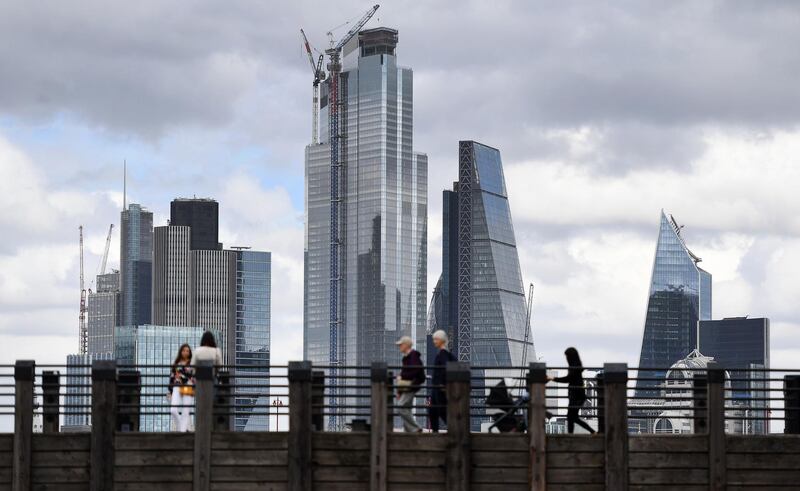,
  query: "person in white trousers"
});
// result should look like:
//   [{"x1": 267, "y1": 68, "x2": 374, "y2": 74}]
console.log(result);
[{"x1": 169, "y1": 344, "x2": 195, "y2": 432}]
